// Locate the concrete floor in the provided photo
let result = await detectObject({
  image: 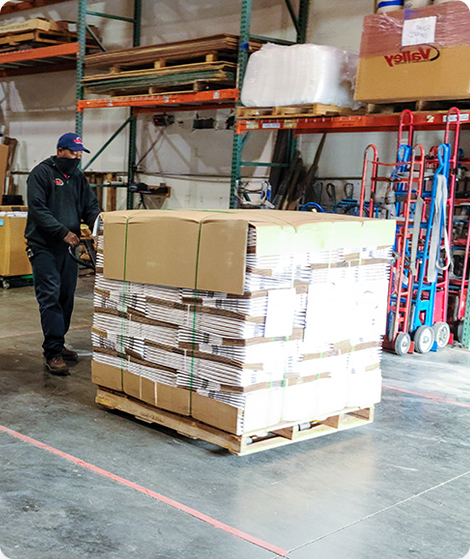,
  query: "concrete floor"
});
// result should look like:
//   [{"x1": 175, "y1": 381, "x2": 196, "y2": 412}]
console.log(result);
[{"x1": 1, "y1": 276, "x2": 470, "y2": 559}]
